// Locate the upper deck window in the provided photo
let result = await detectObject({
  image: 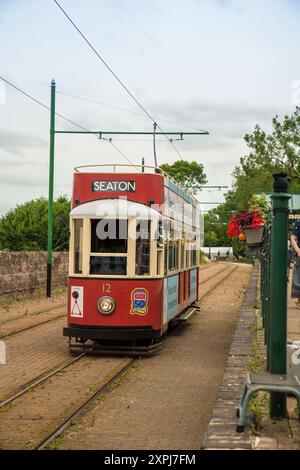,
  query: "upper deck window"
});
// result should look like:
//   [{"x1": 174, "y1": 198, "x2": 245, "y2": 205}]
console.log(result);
[{"x1": 91, "y1": 219, "x2": 128, "y2": 253}]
